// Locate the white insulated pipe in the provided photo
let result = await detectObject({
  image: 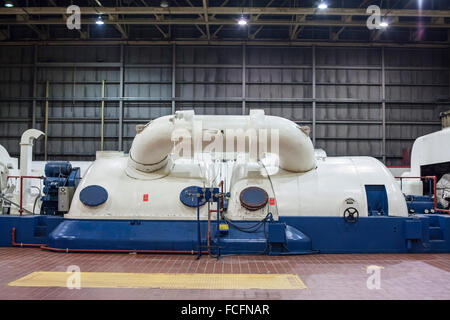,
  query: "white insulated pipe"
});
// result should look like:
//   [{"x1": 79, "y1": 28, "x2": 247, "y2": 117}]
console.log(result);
[
  {"x1": 128, "y1": 110, "x2": 316, "y2": 173},
  {"x1": 19, "y1": 129, "x2": 44, "y2": 204}
]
